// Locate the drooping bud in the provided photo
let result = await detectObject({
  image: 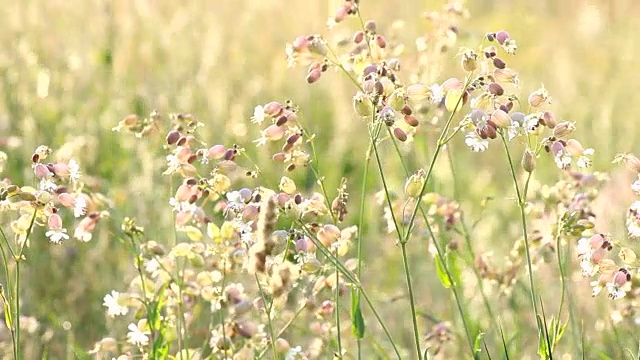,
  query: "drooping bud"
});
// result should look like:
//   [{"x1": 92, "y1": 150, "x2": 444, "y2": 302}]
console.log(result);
[
  {"x1": 490, "y1": 109, "x2": 511, "y2": 129},
  {"x1": 488, "y1": 82, "x2": 504, "y2": 96},
  {"x1": 522, "y1": 149, "x2": 536, "y2": 173},
  {"x1": 393, "y1": 127, "x2": 407, "y2": 142},
  {"x1": 404, "y1": 169, "x2": 426, "y2": 198},
  {"x1": 552, "y1": 121, "x2": 576, "y2": 138}
]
